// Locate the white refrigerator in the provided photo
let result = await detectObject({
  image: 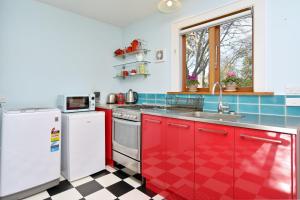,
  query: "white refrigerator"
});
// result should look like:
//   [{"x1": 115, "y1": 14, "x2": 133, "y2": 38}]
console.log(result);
[
  {"x1": 0, "y1": 108, "x2": 61, "y2": 200},
  {"x1": 61, "y1": 111, "x2": 105, "y2": 181}
]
